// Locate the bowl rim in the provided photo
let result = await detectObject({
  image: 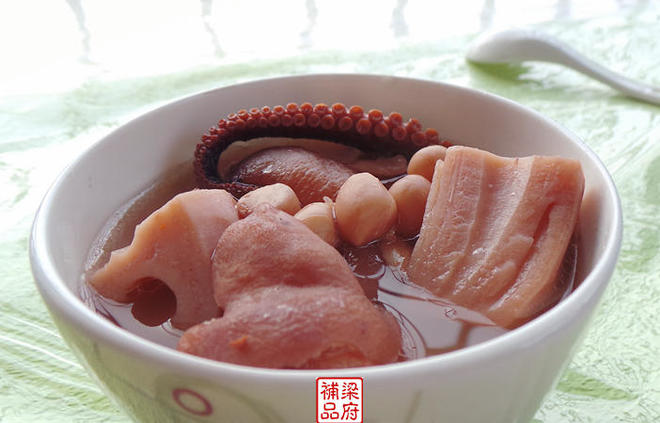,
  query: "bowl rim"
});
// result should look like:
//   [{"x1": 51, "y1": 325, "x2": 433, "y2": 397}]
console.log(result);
[{"x1": 29, "y1": 73, "x2": 623, "y2": 383}]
